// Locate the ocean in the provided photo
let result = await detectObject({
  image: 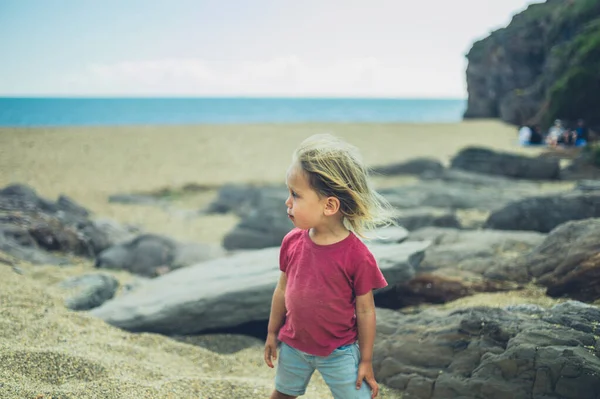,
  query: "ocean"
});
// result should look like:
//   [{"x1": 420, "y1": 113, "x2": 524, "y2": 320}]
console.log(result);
[{"x1": 0, "y1": 97, "x2": 466, "y2": 127}]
